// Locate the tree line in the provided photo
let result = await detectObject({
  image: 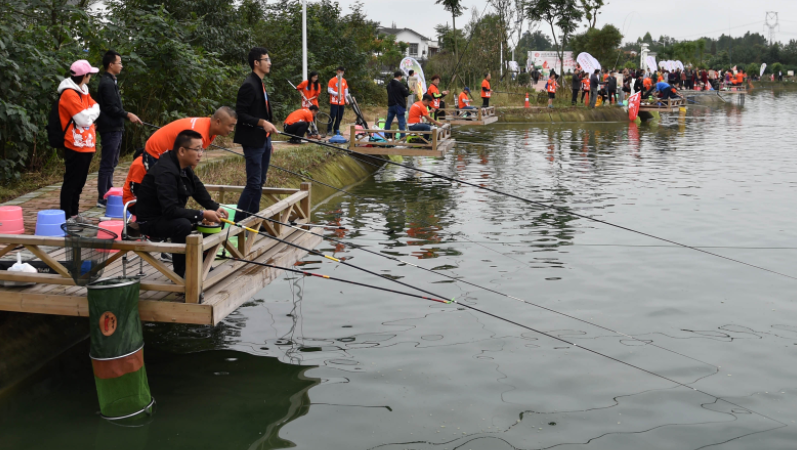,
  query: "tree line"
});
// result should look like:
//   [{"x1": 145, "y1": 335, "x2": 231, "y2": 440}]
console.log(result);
[{"x1": 0, "y1": 0, "x2": 403, "y2": 183}]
